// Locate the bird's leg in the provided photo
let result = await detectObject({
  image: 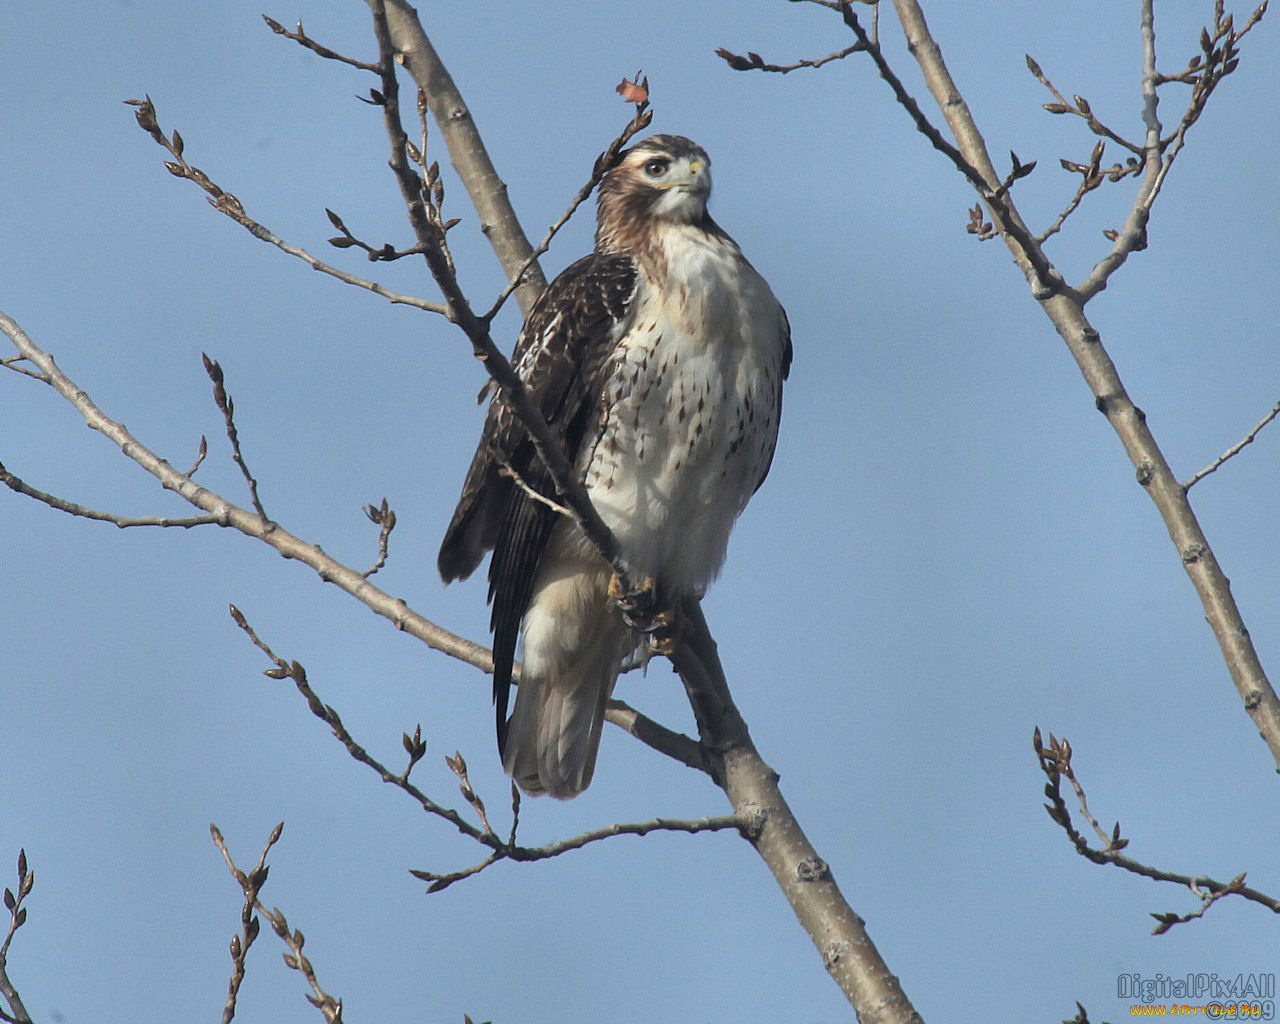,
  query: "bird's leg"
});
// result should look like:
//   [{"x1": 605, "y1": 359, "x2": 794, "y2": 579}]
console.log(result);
[{"x1": 608, "y1": 574, "x2": 685, "y2": 655}]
